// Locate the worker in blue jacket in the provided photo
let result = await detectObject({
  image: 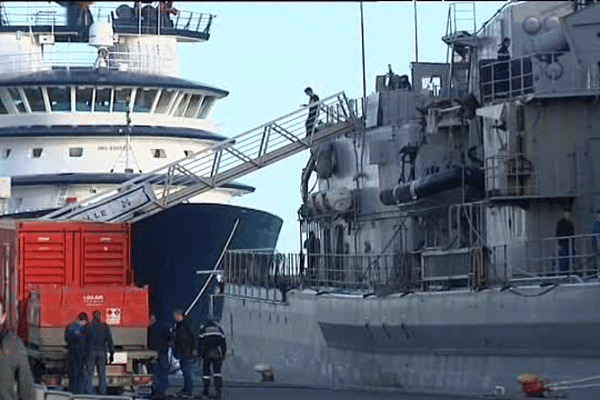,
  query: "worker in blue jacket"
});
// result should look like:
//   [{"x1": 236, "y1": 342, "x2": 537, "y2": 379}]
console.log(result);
[
  {"x1": 172, "y1": 308, "x2": 195, "y2": 398},
  {"x1": 148, "y1": 314, "x2": 171, "y2": 399},
  {"x1": 84, "y1": 310, "x2": 114, "y2": 395},
  {"x1": 64, "y1": 312, "x2": 88, "y2": 394}
]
